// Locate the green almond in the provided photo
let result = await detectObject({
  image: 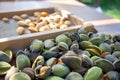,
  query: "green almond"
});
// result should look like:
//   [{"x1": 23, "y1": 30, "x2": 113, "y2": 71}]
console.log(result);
[
  {"x1": 0, "y1": 61, "x2": 11, "y2": 75},
  {"x1": 84, "y1": 67, "x2": 102, "y2": 80}
]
